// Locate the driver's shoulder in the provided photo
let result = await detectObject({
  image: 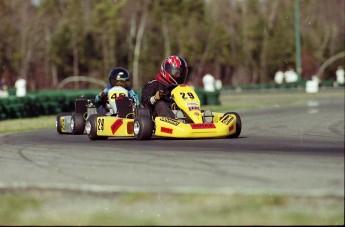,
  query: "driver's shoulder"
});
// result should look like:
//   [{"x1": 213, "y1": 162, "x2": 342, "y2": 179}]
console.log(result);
[
  {"x1": 147, "y1": 79, "x2": 158, "y2": 85},
  {"x1": 143, "y1": 79, "x2": 161, "y2": 90}
]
